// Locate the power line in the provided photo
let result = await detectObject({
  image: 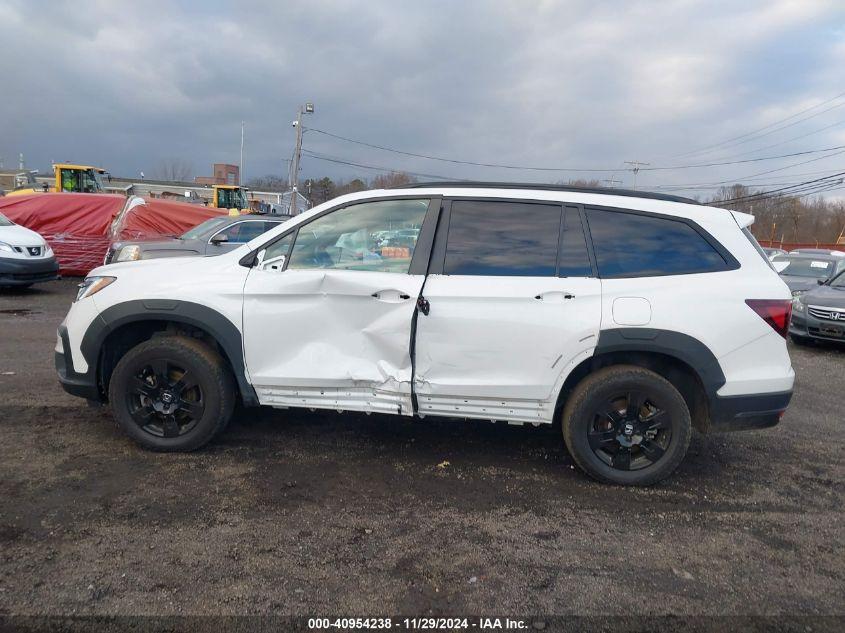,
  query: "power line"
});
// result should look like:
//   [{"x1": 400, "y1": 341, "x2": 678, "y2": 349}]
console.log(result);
[
  {"x1": 305, "y1": 126, "x2": 845, "y2": 173},
  {"x1": 712, "y1": 171, "x2": 845, "y2": 205},
  {"x1": 301, "y1": 150, "x2": 462, "y2": 181},
  {"x1": 673, "y1": 90, "x2": 845, "y2": 159},
  {"x1": 304, "y1": 127, "x2": 622, "y2": 173},
  {"x1": 706, "y1": 117, "x2": 845, "y2": 161},
  {"x1": 700, "y1": 148, "x2": 845, "y2": 187}
]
